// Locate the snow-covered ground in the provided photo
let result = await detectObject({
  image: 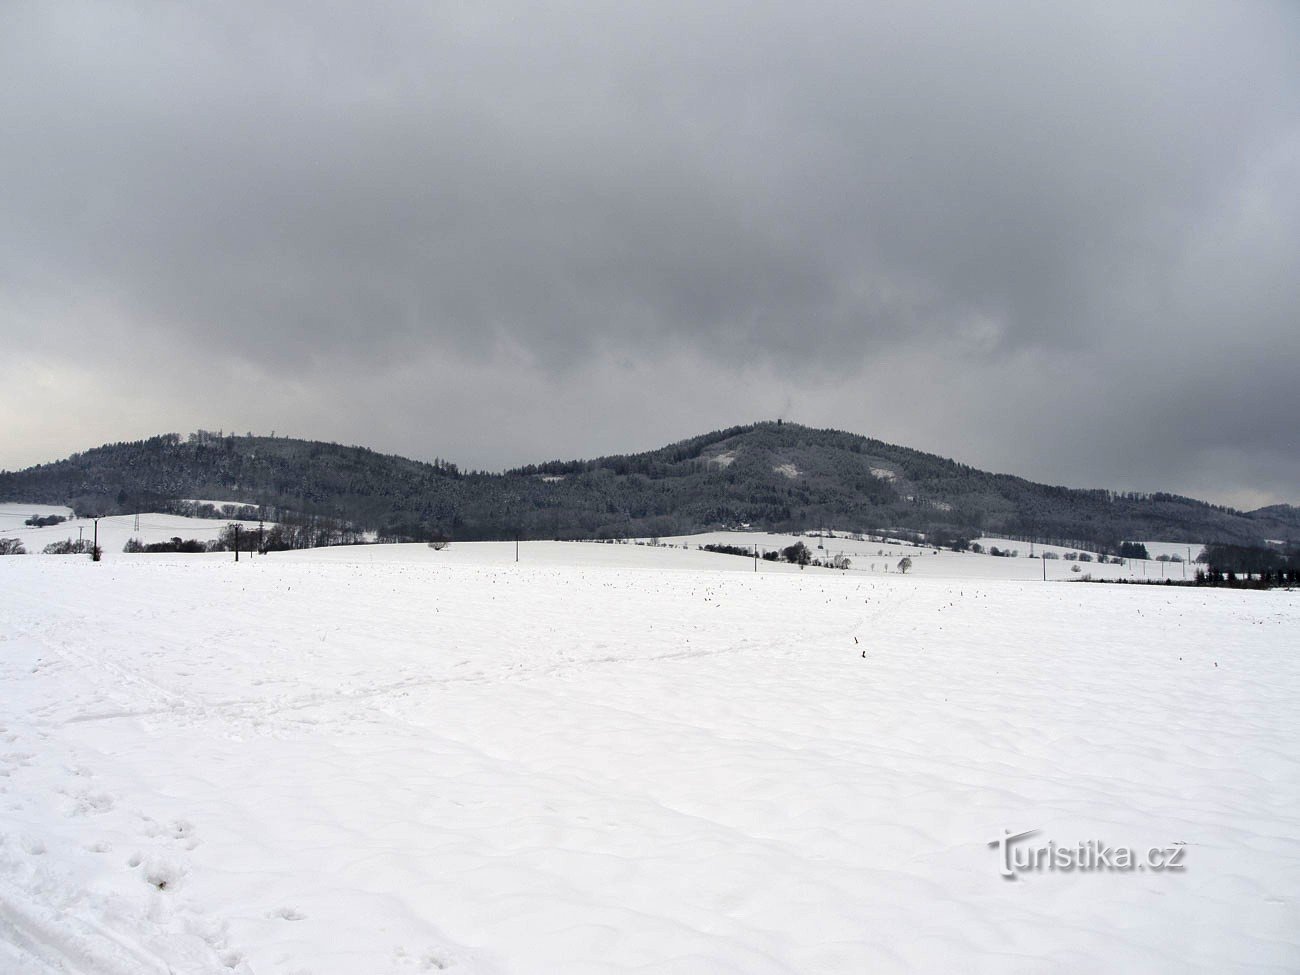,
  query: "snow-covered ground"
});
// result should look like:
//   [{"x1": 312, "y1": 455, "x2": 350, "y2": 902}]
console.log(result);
[
  {"x1": 0, "y1": 503, "x2": 264, "y2": 556},
  {"x1": 972, "y1": 537, "x2": 1205, "y2": 565},
  {"x1": 1, "y1": 501, "x2": 1205, "y2": 583},
  {"x1": 1, "y1": 544, "x2": 1296, "y2": 973},
  {"x1": 658, "y1": 530, "x2": 1202, "y2": 582}
]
